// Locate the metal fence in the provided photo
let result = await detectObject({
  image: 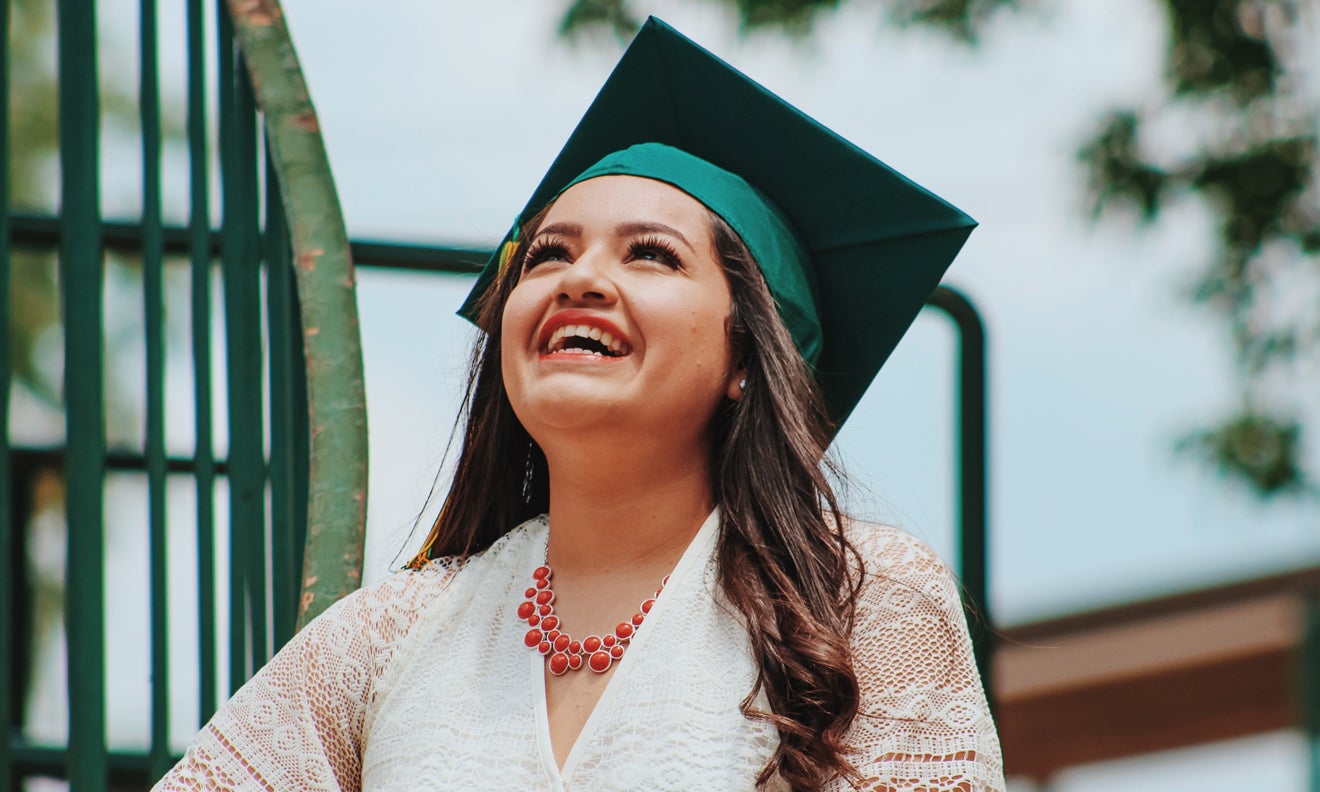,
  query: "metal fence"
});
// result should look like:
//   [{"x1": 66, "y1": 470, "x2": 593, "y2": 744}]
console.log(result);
[{"x1": 1, "y1": 0, "x2": 368, "y2": 787}]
